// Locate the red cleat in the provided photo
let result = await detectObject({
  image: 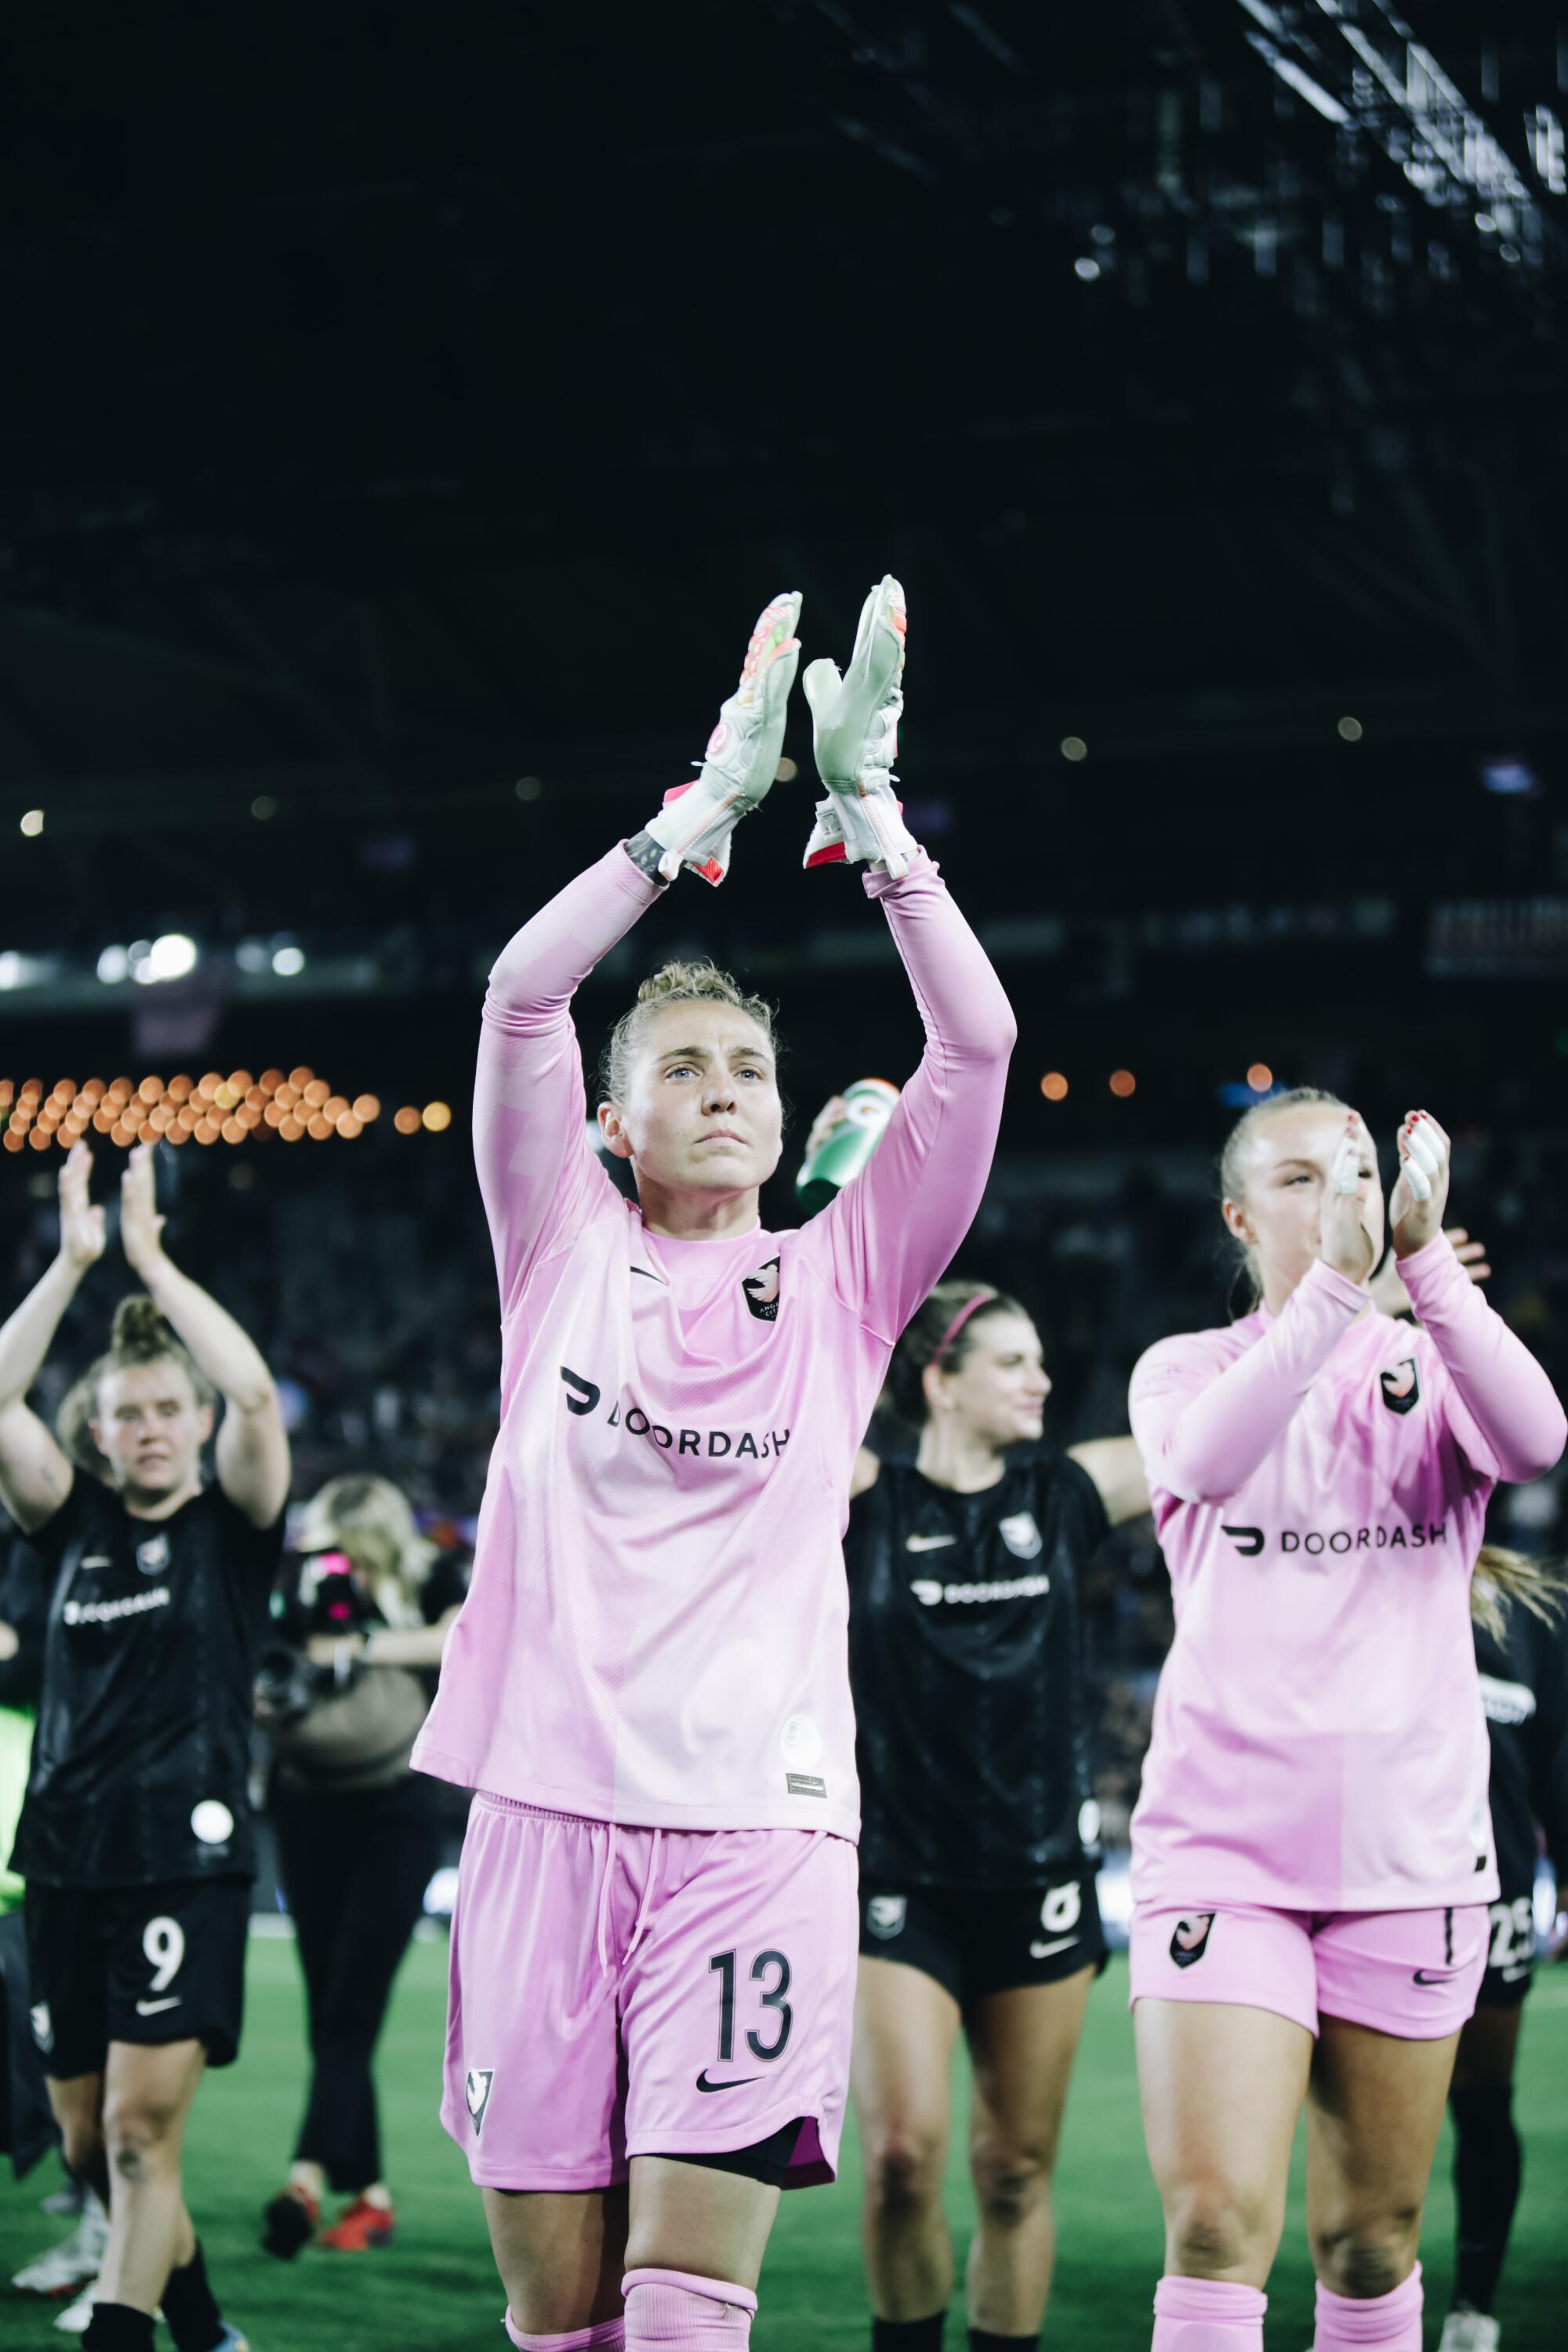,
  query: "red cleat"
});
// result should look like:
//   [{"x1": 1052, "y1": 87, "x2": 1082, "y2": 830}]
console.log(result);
[
  {"x1": 318, "y1": 2195, "x2": 396, "y2": 2252},
  {"x1": 260, "y1": 2184, "x2": 319, "y2": 2259}
]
